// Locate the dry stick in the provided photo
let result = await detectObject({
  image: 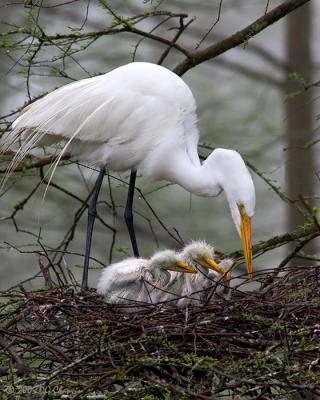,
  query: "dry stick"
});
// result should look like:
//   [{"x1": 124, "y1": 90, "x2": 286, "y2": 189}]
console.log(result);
[
  {"x1": 41, "y1": 178, "x2": 115, "y2": 232},
  {"x1": 37, "y1": 238, "x2": 68, "y2": 287},
  {"x1": 195, "y1": 0, "x2": 223, "y2": 49},
  {"x1": 240, "y1": 223, "x2": 320, "y2": 262},
  {"x1": 9, "y1": 179, "x2": 43, "y2": 219},
  {"x1": 132, "y1": 15, "x2": 178, "y2": 61},
  {"x1": 38, "y1": 256, "x2": 55, "y2": 290},
  {"x1": 0, "y1": 336, "x2": 26, "y2": 368},
  {"x1": 298, "y1": 193, "x2": 320, "y2": 230},
  {"x1": 0, "y1": 152, "x2": 71, "y2": 174},
  {"x1": 3, "y1": 243, "x2": 54, "y2": 290},
  {"x1": 136, "y1": 188, "x2": 184, "y2": 245},
  {"x1": 48, "y1": 179, "x2": 115, "y2": 268},
  {"x1": 0, "y1": 327, "x2": 70, "y2": 364},
  {"x1": 208, "y1": 30, "x2": 288, "y2": 71},
  {"x1": 305, "y1": 78, "x2": 320, "y2": 90},
  {"x1": 42, "y1": 333, "x2": 143, "y2": 384},
  {"x1": 157, "y1": 16, "x2": 195, "y2": 65},
  {"x1": 70, "y1": 370, "x2": 119, "y2": 400},
  {"x1": 147, "y1": 373, "x2": 218, "y2": 400},
  {"x1": 174, "y1": 0, "x2": 311, "y2": 76},
  {"x1": 38, "y1": 168, "x2": 105, "y2": 273},
  {"x1": 30, "y1": 9, "x2": 91, "y2": 77},
  {"x1": 275, "y1": 230, "x2": 320, "y2": 272},
  {"x1": 32, "y1": 12, "x2": 191, "y2": 57}
]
